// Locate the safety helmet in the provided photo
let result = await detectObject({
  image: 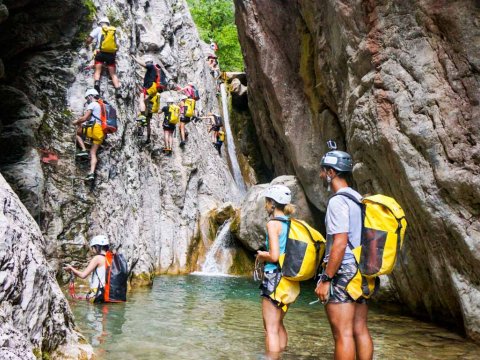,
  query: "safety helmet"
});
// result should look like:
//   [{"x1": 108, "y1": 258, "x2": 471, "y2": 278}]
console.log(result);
[
  {"x1": 263, "y1": 185, "x2": 292, "y2": 205},
  {"x1": 320, "y1": 150, "x2": 353, "y2": 173},
  {"x1": 144, "y1": 56, "x2": 153, "y2": 64},
  {"x1": 165, "y1": 98, "x2": 174, "y2": 103},
  {"x1": 98, "y1": 17, "x2": 110, "y2": 25},
  {"x1": 84, "y1": 88, "x2": 99, "y2": 98},
  {"x1": 89, "y1": 234, "x2": 109, "y2": 247}
]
